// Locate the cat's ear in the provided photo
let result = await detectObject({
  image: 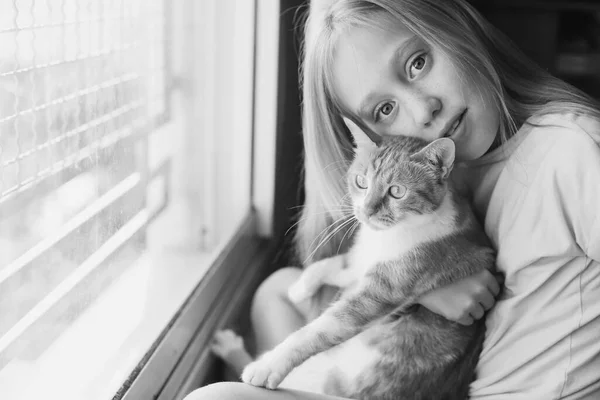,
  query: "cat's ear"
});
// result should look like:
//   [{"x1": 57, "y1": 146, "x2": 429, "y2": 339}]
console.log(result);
[
  {"x1": 410, "y1": 138, "x2": 455, "y2": 179},
  {"x1": 343, "y1": 117, "x2": 380, "y2": 151}
]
